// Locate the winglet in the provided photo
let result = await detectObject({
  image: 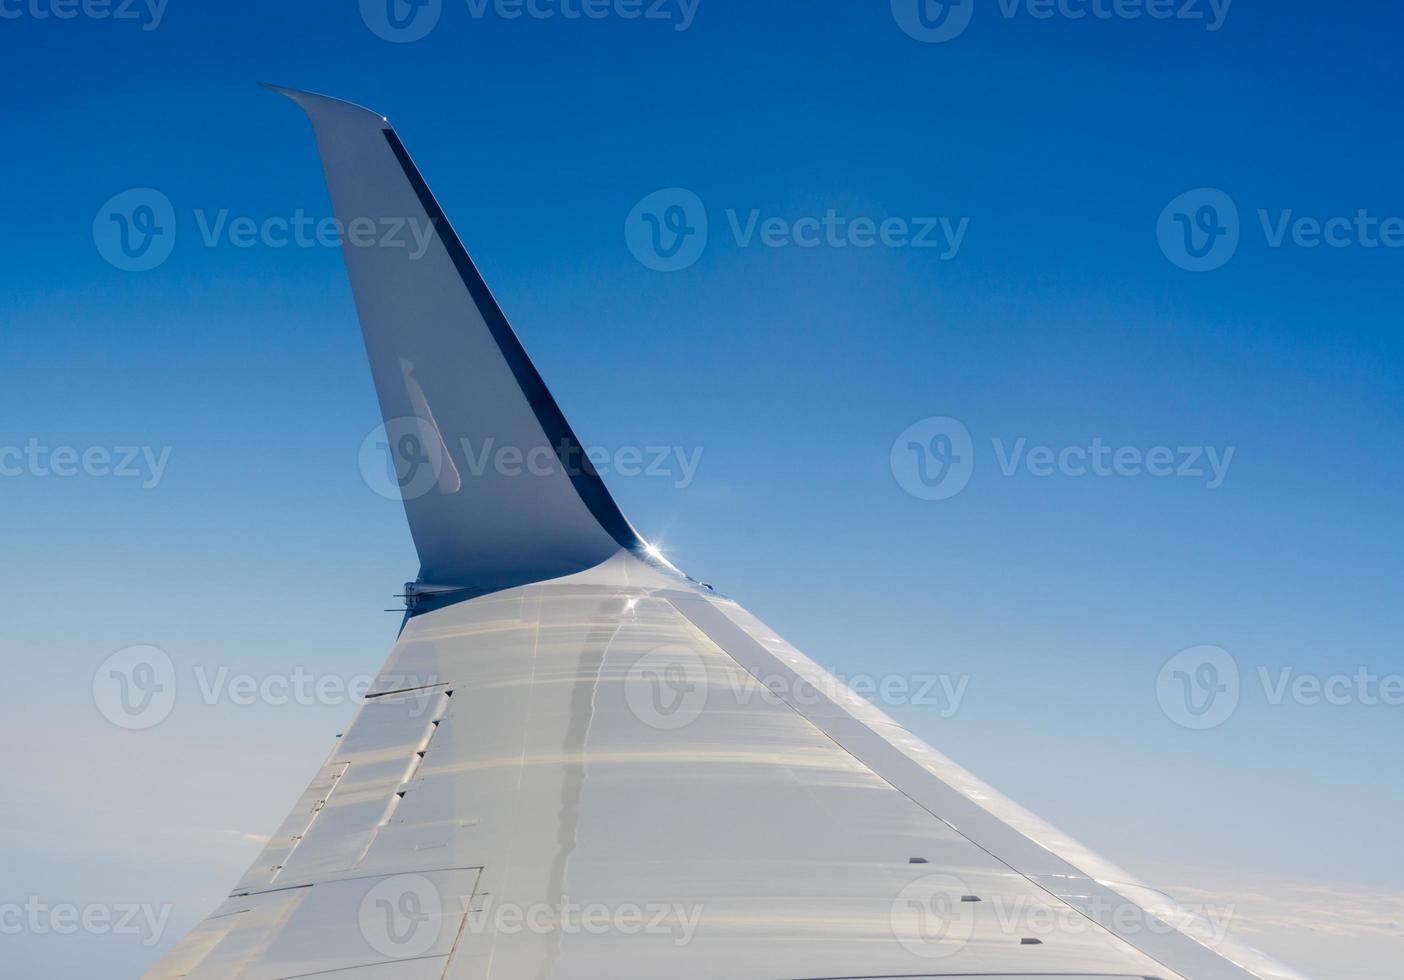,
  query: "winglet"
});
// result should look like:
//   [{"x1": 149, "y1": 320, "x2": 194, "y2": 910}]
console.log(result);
[{"x1": 271, "y1": 87, "x2": 648, "y2": 593}]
